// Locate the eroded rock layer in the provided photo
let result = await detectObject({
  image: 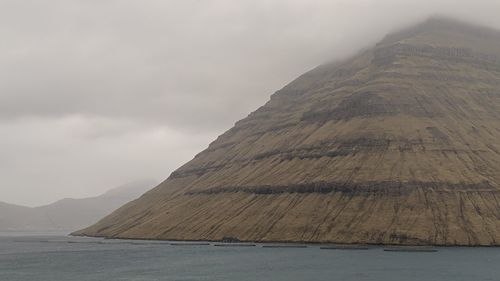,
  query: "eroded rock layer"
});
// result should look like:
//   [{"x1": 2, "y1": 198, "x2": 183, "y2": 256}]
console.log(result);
[{"x1": 75, "y1": 18, "x2": 500, "y2": 245}]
